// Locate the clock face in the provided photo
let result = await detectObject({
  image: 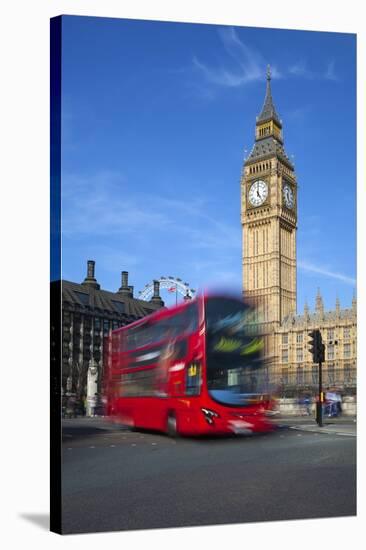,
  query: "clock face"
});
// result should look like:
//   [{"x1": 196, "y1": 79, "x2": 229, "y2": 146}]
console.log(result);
[
  {"x1": 283, "y1": 183, "x2": 294, "y2": 209},
  {"x1": 248, "y1": 180, "x2": 268, "y2": 207}
]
